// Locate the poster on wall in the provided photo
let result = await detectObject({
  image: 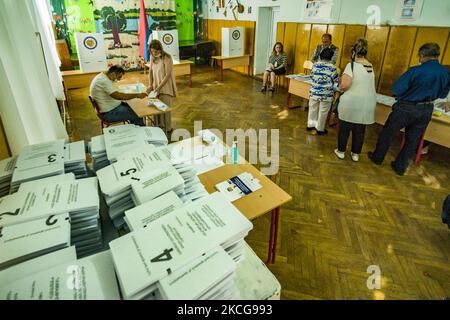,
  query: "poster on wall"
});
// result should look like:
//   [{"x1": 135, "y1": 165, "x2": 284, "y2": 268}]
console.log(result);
[
  {"x1": 396, "y1": 0, "x2": 423, "y2": 20},
  {"x1": 304, "y1": 0, "x2": 333, "y2": 21}
]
